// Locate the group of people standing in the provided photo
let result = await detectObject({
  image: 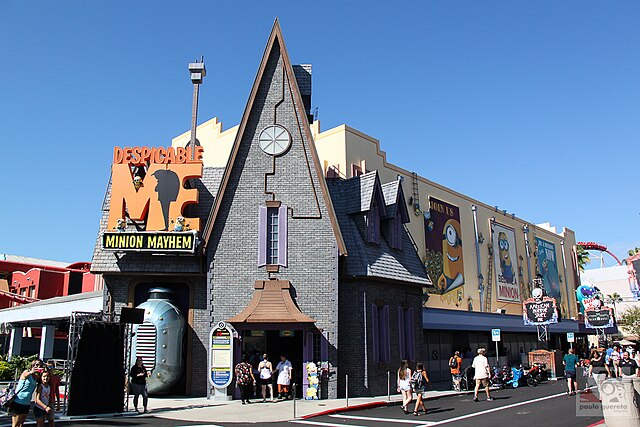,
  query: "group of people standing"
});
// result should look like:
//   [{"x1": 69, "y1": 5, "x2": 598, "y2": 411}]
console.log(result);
[
  {"x1": 234, "y1": 354, "x2": 293, "y2": 404},
  {"x1": 7, "y1": 359, "x2": 60, "y2": 427}
]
